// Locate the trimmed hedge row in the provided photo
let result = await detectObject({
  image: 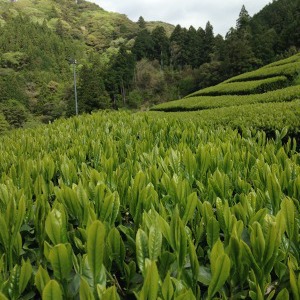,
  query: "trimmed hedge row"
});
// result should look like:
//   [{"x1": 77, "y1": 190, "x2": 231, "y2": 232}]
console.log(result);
[
  {"x1": 151, "y1": 85, "x2": 300, "y2": 112},
  {"x1": 264, "y1": 53, "x2": 300, "y2": 68},
  {"x1": 149, "y1": 100, "x2": 300, "y2": 136},
  {"x1": 224, "y1": 62, "x2": 300, "y2": 83},
  {"x1": 186, "y1": 76, "x2": 288, "y2": 97}
]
